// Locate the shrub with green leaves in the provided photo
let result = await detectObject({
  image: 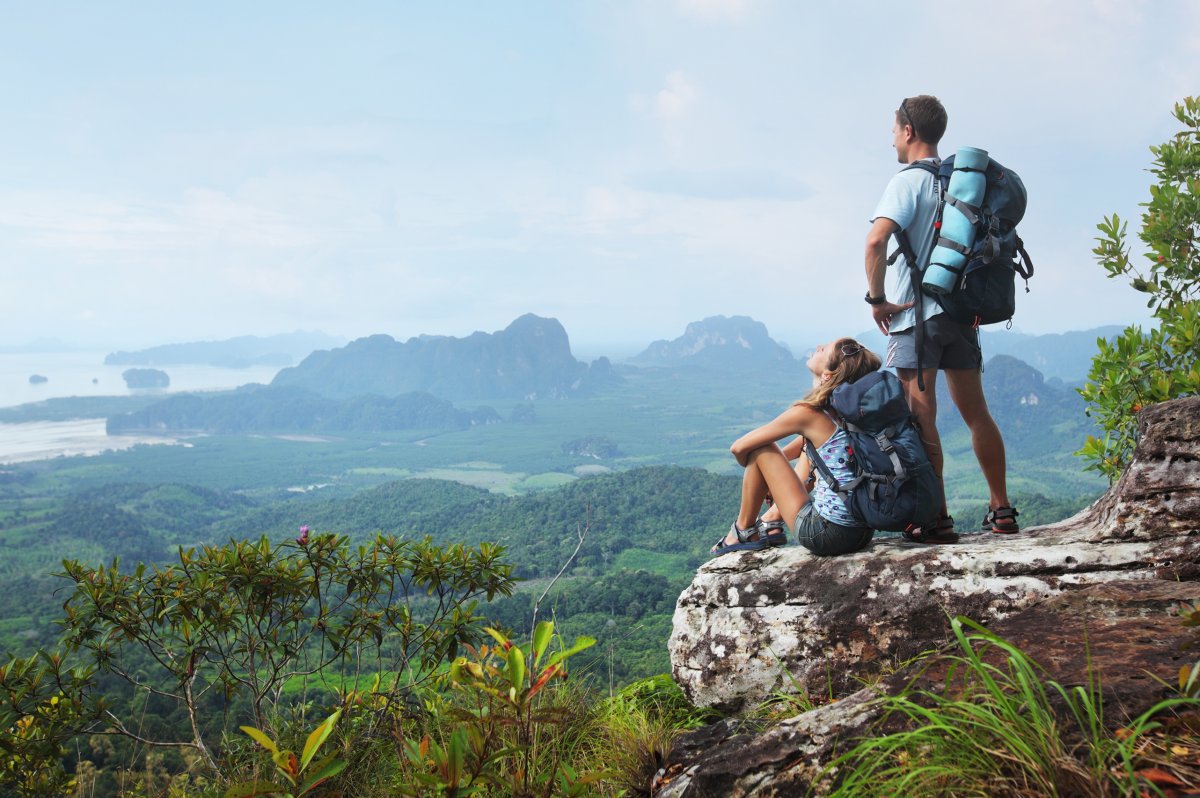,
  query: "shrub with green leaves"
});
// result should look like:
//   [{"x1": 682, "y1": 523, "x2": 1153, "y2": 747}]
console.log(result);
[
  {"x1": 228, "y1": 710, "x2": 345, "y2": 798},
  {"x1": 396, "y1": 620, "x2": 601, "y2": 797},
  {"x1": 1078, "y1": 96, "x2": 1200, "y2": 481},
  {"x1": 0, "y1": 651, "x2": 95, "y2": 797},
  {"x1": 0, "y1": 532, "x2": 514, "y2": 793}
]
